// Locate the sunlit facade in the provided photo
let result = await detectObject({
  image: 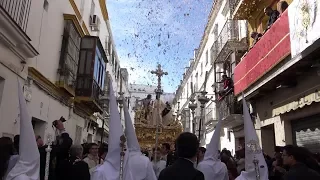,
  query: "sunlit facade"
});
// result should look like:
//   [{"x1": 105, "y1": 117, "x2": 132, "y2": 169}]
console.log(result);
[
  {"x1": 173, "y1": 0, "x2": 248, "y2": 153},
  {"x1": 0, "y1": 0, "x2": 131, "y2": 144},
  {"x1": 233, "y1": 0, "x2": 320, "y2": 155}
]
